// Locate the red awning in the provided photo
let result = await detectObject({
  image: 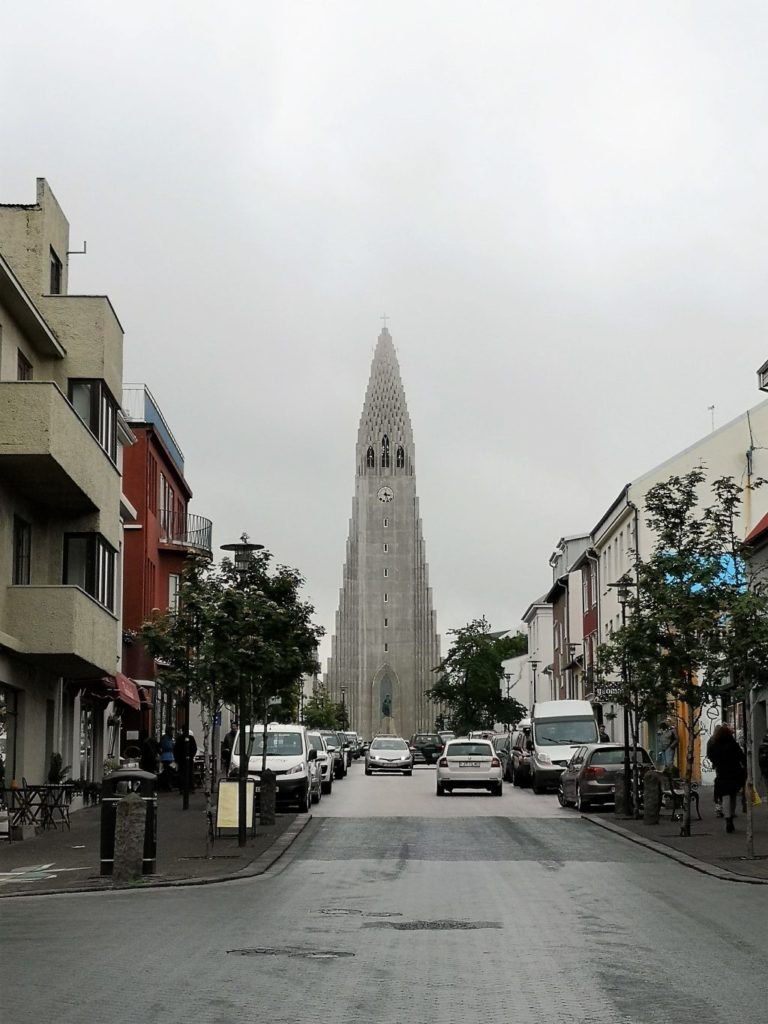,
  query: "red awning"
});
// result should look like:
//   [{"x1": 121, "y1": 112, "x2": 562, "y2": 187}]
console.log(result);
[
  {"x1": 105, "y1": 672, "x2": 141, "y2": 711},
  {"x1": 137, "y1": 686, "x2": 153, "y2": 709}
]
